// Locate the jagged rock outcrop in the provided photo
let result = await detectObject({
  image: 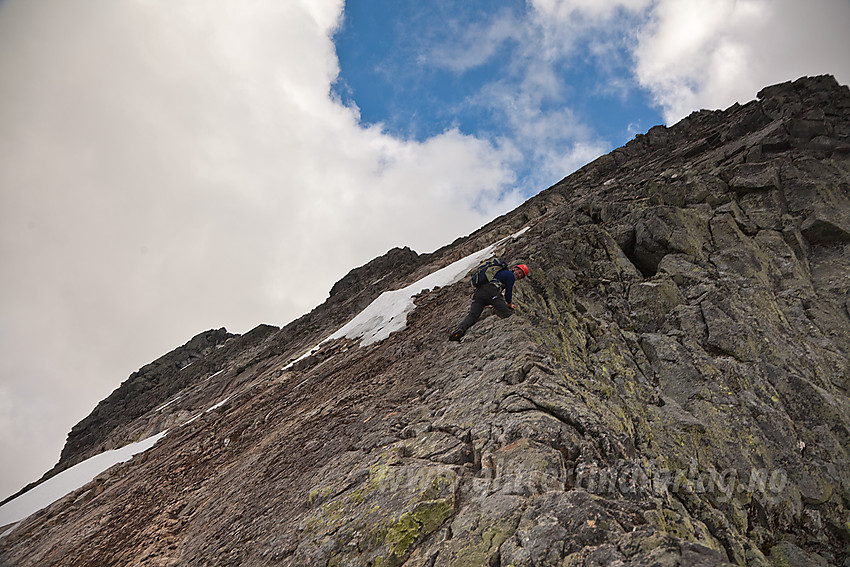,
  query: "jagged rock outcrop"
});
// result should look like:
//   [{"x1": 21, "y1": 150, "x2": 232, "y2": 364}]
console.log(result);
[
  {"x1": 329, "y1": 247, "x2": 423, "y2": 299},
  {"x1": 58, "y1": 329, "x2": 236, "y2": 467},
  {"x1": 2, "y1": 75, "x2": 849, "y2": 567}
]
